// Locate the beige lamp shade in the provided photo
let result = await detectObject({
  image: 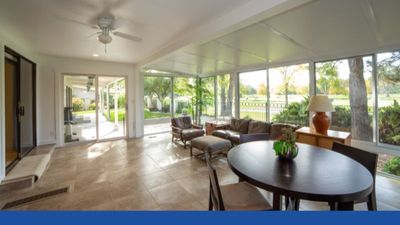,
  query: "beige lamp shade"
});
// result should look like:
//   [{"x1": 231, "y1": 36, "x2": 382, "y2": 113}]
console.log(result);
[{"x1": 307, "y1": 95, "x2": 335, "y2": 112}]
